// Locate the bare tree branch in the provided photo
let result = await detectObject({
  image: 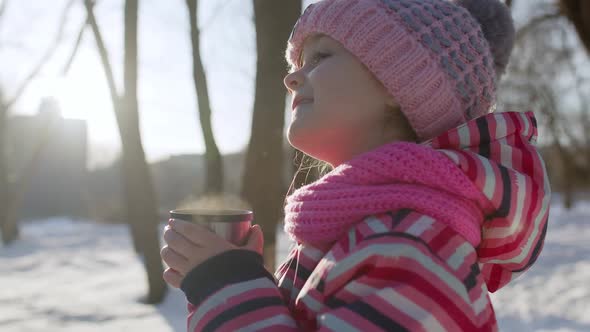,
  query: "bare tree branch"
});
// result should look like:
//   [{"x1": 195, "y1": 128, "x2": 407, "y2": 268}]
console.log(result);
[
  {"x1": 83, "y1": 0, "x2": 121, "y2": 110},
  {"x1": 4, "y1": 0, "x2": 77, "y2": 110},
  {"x1": 63, "y1": 17, "x2": 89, "y2": 75},
  {"x1": 551, "y1": 22, "x2": 590, "y2": 163},
  {"x1": 516, "y1": 11, "x2": 562, "y2": 42},
  {"x1": 536, "y1": 83, "x2": 586, "y2": 157}
]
